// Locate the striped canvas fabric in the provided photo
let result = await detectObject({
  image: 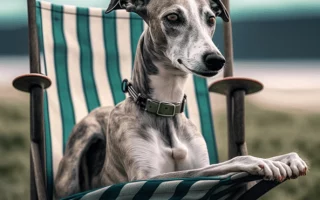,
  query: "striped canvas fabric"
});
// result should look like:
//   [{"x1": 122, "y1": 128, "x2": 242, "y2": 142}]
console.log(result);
[
  {"x1": 36, "y1": 1, "x2": 261, "y2": 199},
  {"x1": 62, "y1": 173, "x2": 261, "y2": 200}
]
